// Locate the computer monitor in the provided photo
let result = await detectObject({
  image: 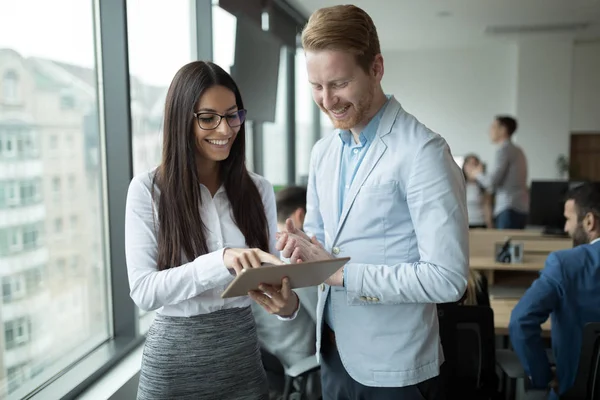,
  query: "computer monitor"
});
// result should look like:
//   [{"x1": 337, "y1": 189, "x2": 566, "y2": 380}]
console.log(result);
[
  {"x1": 528, "y1": 180, "x2": 600, "y2": 235},
  {"x1": 528, "y1": 180, "x2": 569, "y2": 234}
]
